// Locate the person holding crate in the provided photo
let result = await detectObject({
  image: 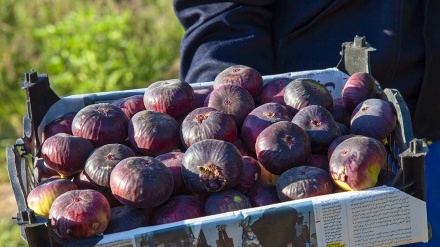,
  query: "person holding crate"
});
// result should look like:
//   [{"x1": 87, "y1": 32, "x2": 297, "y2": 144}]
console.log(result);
[{"x1": 173, "y1": 1, "x2": 440, "y2": 246}]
